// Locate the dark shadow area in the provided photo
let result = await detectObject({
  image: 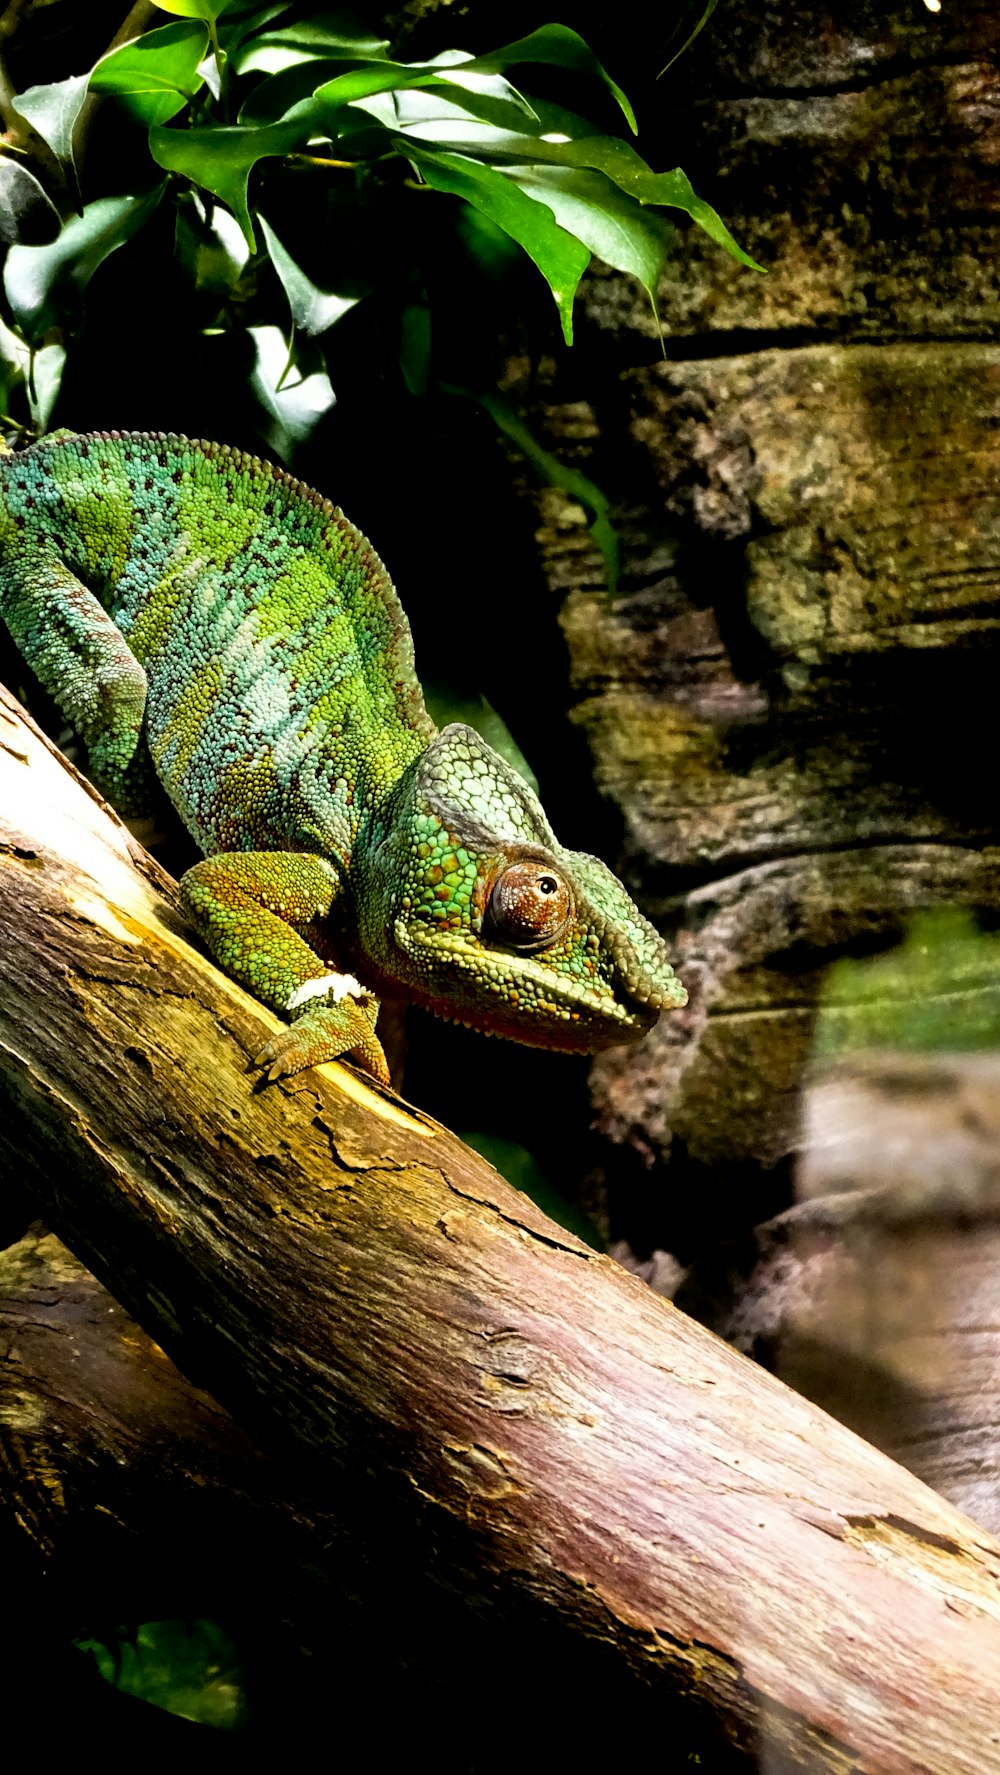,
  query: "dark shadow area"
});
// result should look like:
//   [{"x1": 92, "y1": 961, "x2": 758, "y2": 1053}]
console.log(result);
[{"x1": 0, "y1": 1414, "x2": 752, "y2": 1767}]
